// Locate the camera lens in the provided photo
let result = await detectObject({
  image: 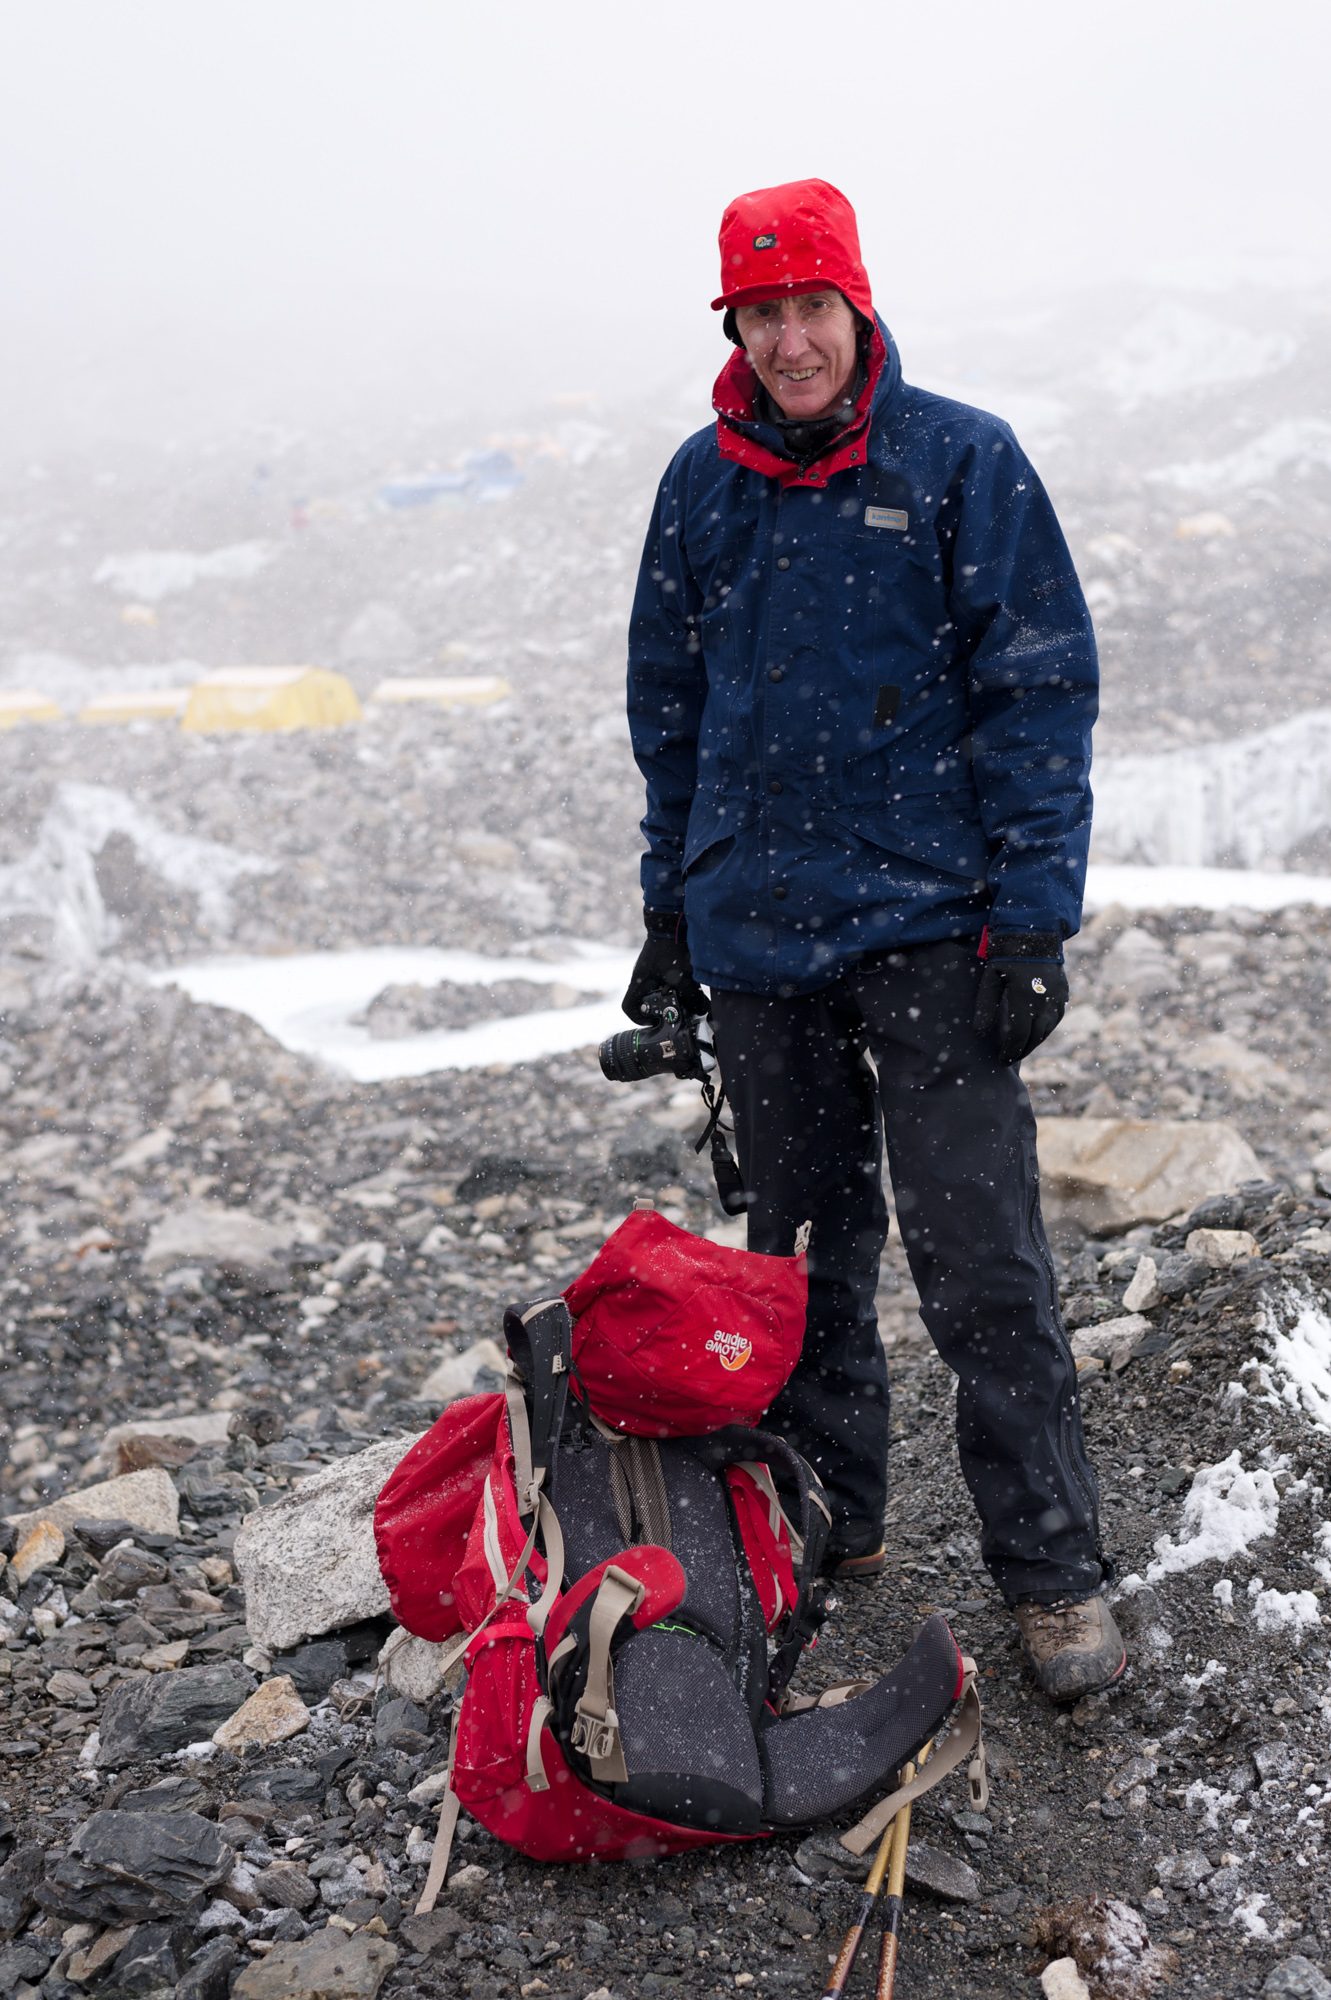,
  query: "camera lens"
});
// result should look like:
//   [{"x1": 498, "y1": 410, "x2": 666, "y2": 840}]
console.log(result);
[{"x1": 598, "y1": 1026, "x2": 669, "y2": 1083}]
